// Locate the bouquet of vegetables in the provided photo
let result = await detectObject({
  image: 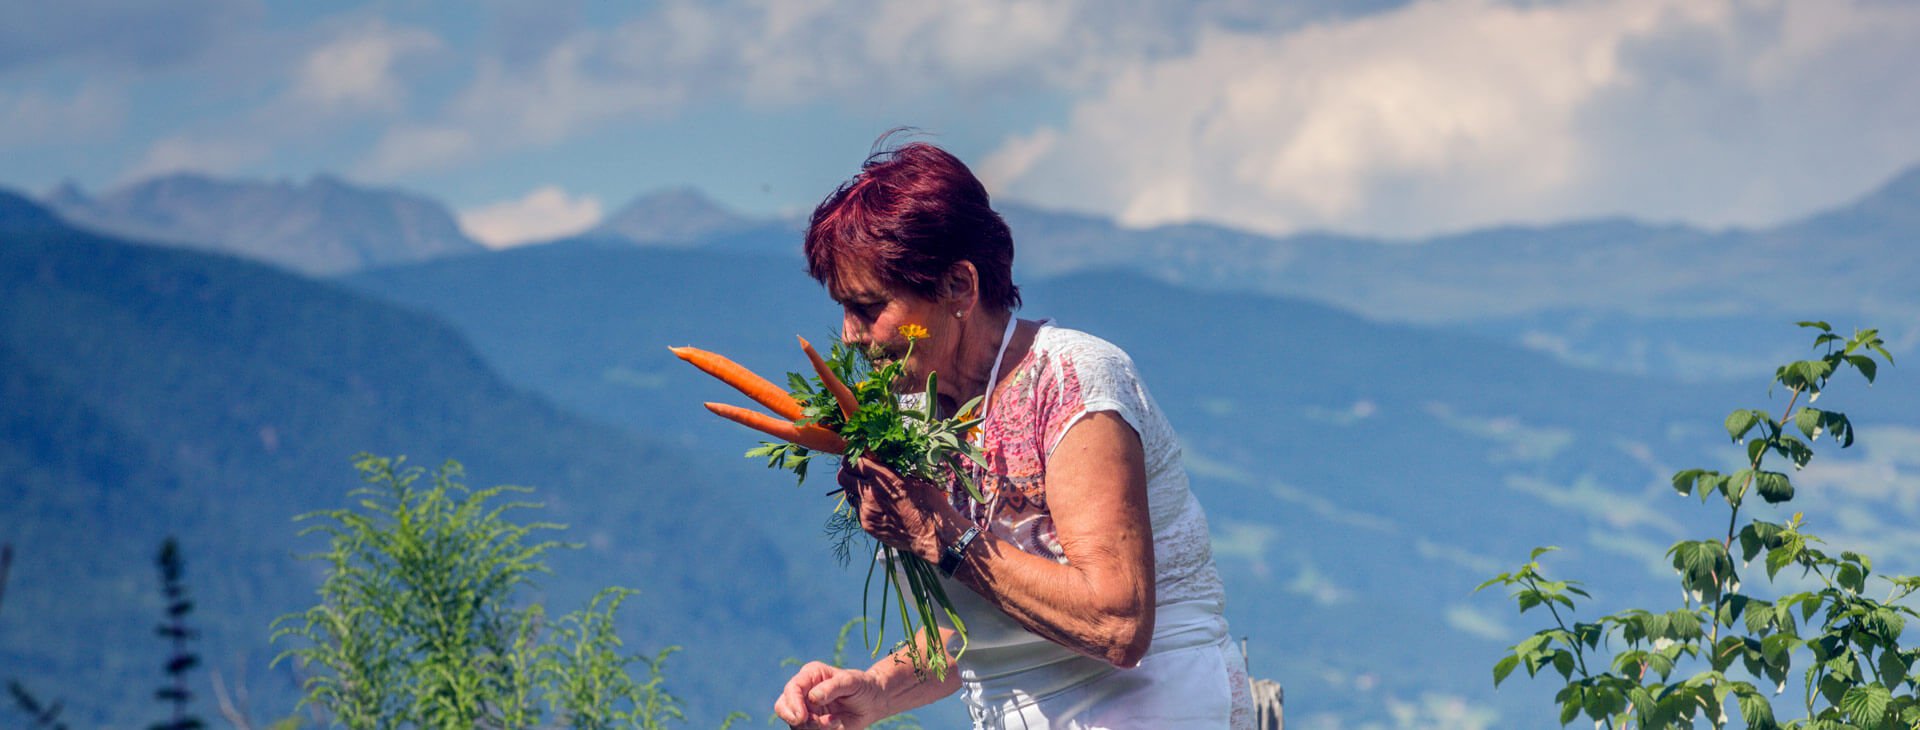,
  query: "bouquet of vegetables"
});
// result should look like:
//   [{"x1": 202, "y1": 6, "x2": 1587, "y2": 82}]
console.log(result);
[{"x1": 670, "y1": 325, "x2": 987, "y2": 679}]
